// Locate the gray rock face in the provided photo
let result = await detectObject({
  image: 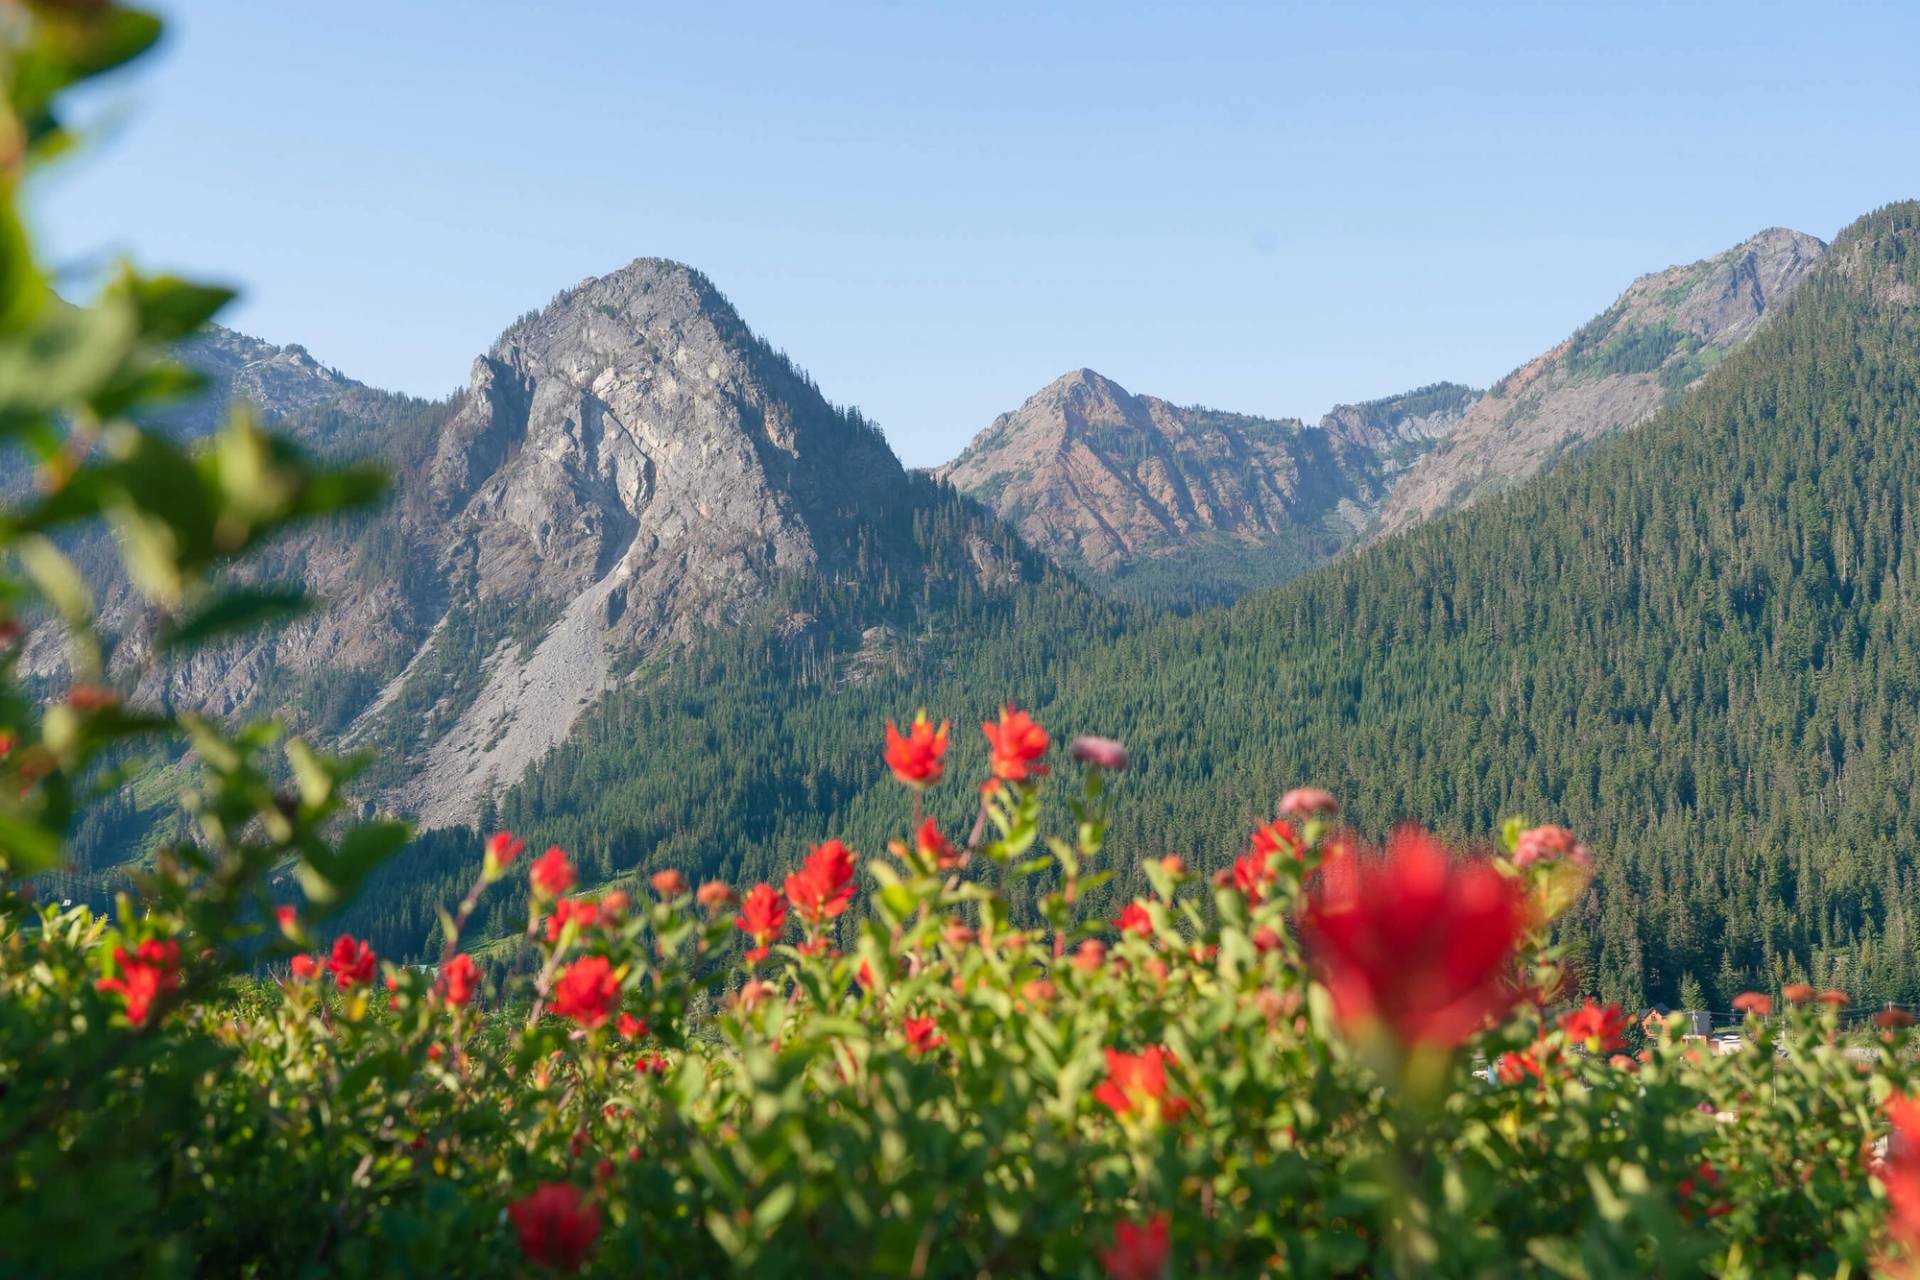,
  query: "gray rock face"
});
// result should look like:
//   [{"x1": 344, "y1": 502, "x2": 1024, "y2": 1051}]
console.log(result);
[
  {"x1": 942, "y1": 228, "x2": 1826, "y2": 598},
  {"x1": 1319, "y1": 383, "x2": 1479, "y2": 459},
  {"x1": 170, "y1": 326, "x2": 365, "y2": 438},
  {"x1": 937, "y1": 368, "x2": 1395, "y2": 575},
  {"x1": 937, "y1": 372, "x2": 1472, "y2": 594},
  {"x1": 378, "y1": 261, "x2": 919, "y2": 825},
  {"x1": 39, "y1": 260, "x2": 934, "y2": 831},
  {"x1": 1368, "y1": 227, "x2": 1827, "y2": 540}
]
